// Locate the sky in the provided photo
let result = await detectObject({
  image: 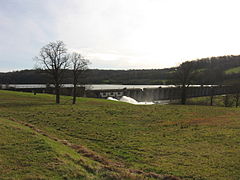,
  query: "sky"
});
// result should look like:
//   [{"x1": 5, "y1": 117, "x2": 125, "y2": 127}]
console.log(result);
[{"x1": 1, "y1": 0, "x2": 240, "y2": 72}]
